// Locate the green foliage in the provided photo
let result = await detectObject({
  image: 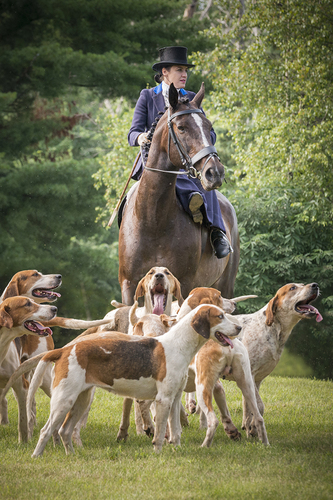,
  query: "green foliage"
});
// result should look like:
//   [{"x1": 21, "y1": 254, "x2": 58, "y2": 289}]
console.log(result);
[
  {"x1": 193, "y1": 0, "x2": 333, "y2": 378},
  {"x1": 93, "y1": 98, "x2": 137, "y2": 224}
]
